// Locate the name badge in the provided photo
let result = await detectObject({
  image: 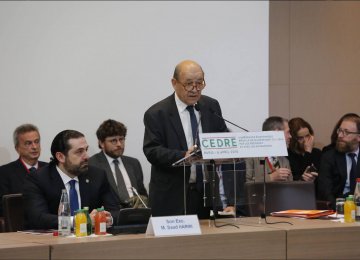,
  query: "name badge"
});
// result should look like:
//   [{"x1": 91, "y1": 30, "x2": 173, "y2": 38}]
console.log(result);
[{"x1": 146, "y1": 215, "x2": 201, "y2": 237}]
